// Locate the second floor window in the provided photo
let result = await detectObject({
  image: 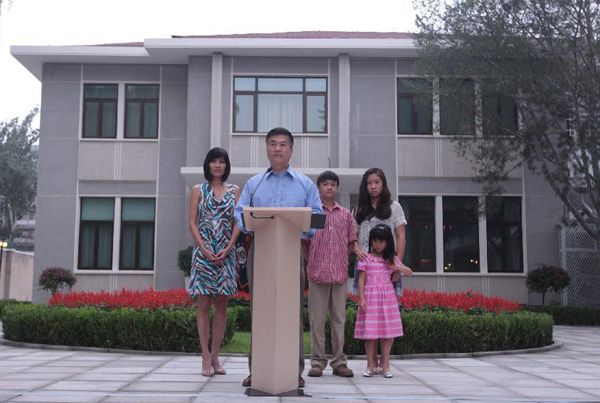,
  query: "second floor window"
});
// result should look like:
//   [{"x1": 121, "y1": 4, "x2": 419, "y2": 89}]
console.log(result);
[
  {"x1": 482, "y1": 83, "x2": 518, "y2": 136},
  {"x1": 397, "y1": 78, "x2": 433, "y2": 135},
  {"x1": 233, "y1": 77, "x2": 327, "y2": 133},
  {"x1": 125, "y1": 85, "x2": 159, "y2": 138},
  {"x1": 83, "y1": 84, "x2": 118, "y2": 138},
  {"x1": 440, "y1": 78, "x2": 475, "y2": 135}
]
